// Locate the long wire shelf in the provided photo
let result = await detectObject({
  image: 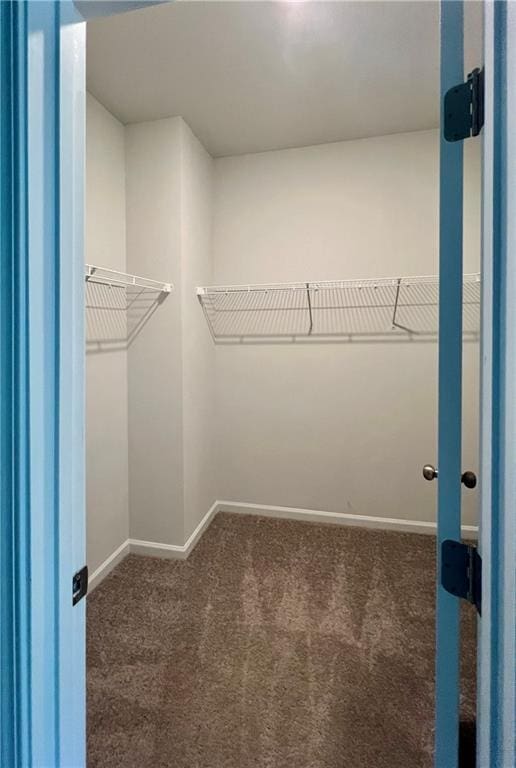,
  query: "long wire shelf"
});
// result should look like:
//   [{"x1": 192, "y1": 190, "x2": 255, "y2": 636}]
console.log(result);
[{"x1": 197, "y1": 273, "x2": 481, "y2": 340}]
